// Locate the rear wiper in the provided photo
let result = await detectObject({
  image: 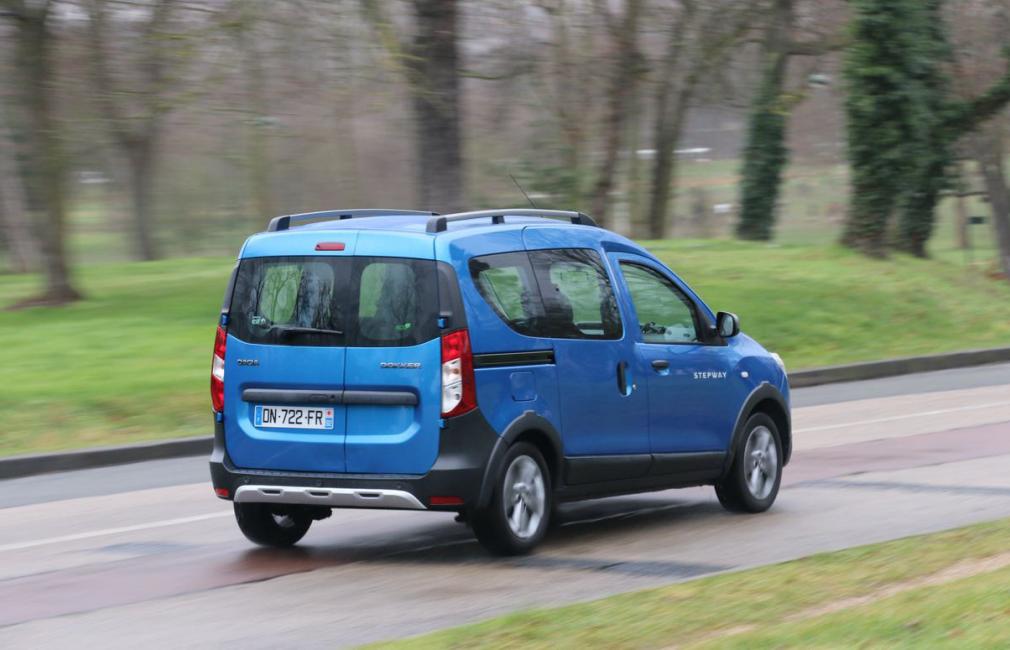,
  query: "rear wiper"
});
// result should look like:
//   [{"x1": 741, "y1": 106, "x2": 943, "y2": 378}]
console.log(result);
[{"x1": 271, "y1": 326, "x2": 344, "y2": 337}]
